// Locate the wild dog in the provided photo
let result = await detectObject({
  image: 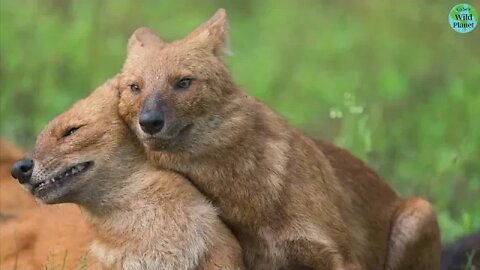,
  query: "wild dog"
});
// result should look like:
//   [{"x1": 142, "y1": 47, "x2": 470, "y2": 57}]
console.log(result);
[
  {"x1": 117, "y1": 9, "x2": 440, "y2": 270},
  {"x1": 11, "y1": 79, "x2": 245, "y2": 270}
]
